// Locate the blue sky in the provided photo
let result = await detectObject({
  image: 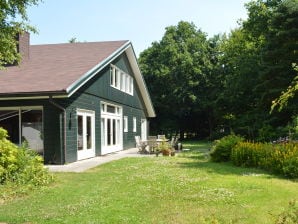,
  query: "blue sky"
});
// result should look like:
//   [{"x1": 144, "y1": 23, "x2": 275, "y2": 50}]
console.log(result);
[{"x1": 27, "y1": 0, "x2": 249, "y2": 56}]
